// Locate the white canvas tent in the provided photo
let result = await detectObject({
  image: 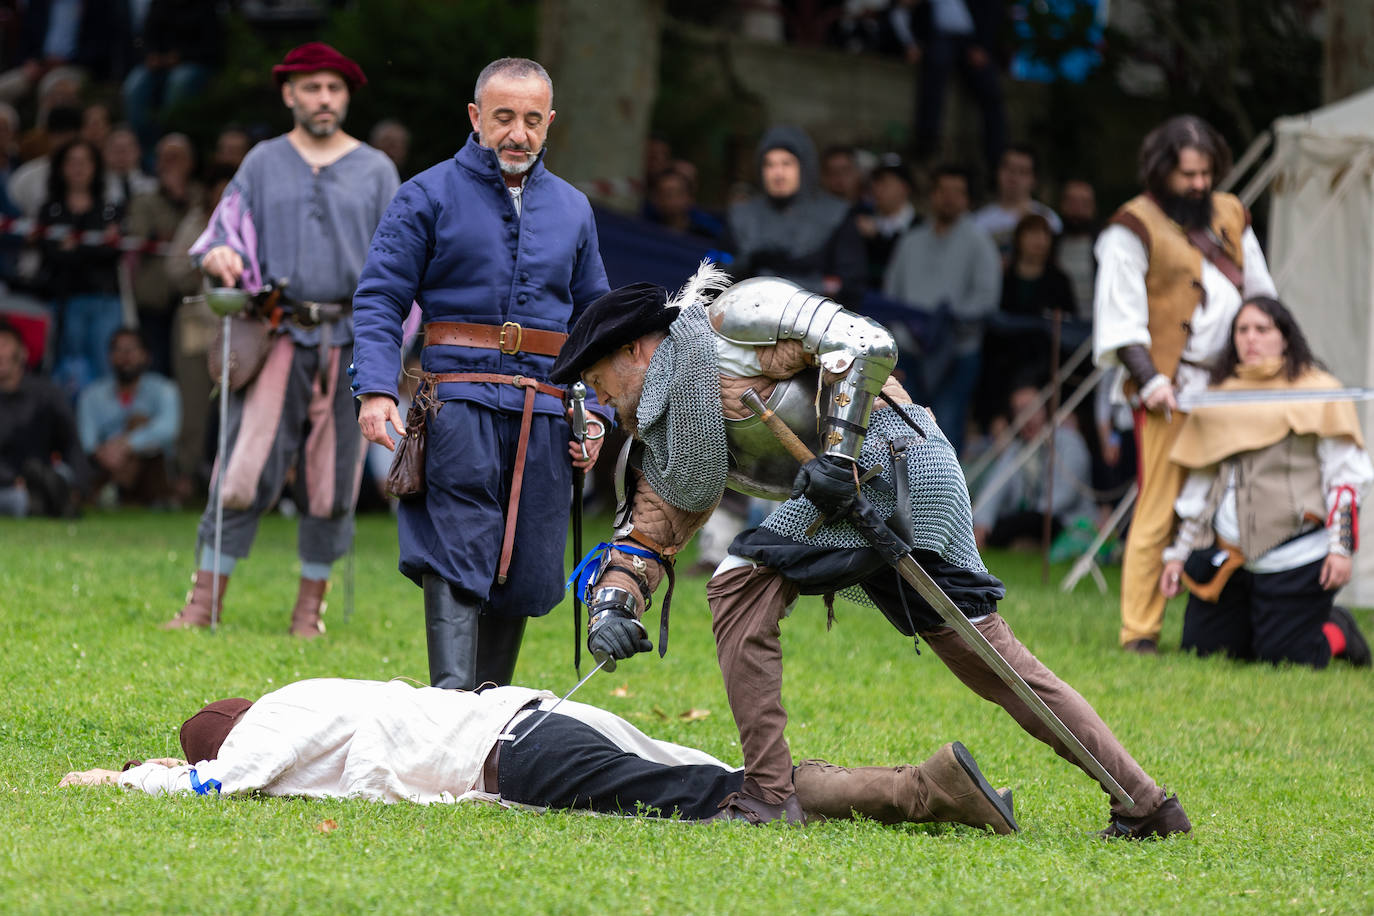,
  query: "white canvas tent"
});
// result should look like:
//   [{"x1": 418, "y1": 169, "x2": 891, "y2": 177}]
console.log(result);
[{"x1": 1266, "y1": 86, "x2": 1374, "y2": 605}]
